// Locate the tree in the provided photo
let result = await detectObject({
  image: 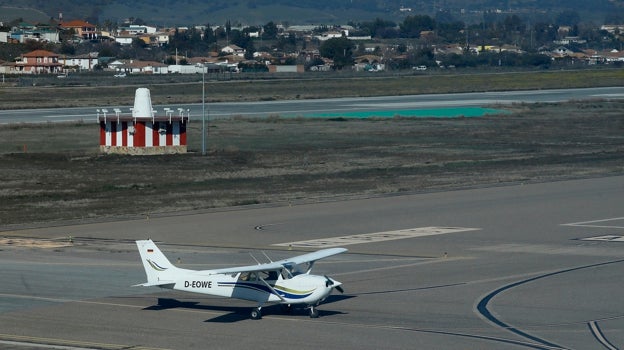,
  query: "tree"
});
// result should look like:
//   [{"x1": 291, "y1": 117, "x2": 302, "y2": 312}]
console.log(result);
[
  {"x1": 400, "y1": 15, "x2": 435, "y2": 38},
  {"x1": 521, "y1": 53, "x2": 551, "y2": 67},
  {"x1": 225, "y1": 20, "x2": 232, "y2": 40},
  {"x1": 276, "y1": 35, "x2": 296, "y2": 52},
  {"x1": 24, "y1": 40, "x2": 48, "y2": 52},
  {"x1": 503, "y1": 15, "x2": 524, "y2": 33},
  {"x1": 244, "y1": 40, "x2": 255, "y2": 60},
  {"x1": 203, "y1": 25, "x2": 216, "y2": 45},
  {"x1": 59, "y1": 43, "x2": 75, "y2": 55},
  {"x1": 59, "y1": 28, "x2": 75, "y2": 43},
  {"x1": 359, "y1": 18, "x2": 396, "y2": 38},
  {"x1": 533, "y1": 22, "x2": 557, "y2": 46},
  {"x1": 215, "y1": 26, "x2": 226, "y2": 40},
  {"x1": 131, "y1": 37, "x2": 147, "y2": 49},
  {"x1": 319, "y1": 37, "x2": 354, "y2": 69},
  {"x1": 96, "y1": 43, "x2": 118, "y2": 58},
  {"x1": 263, "y1": 21, "x2": 278, "y2": 39},
  {"x1": 408, "y1": 47, "x2": 436, "y2": 67},
  {"x1": 437, "y1": 21, "x2": 465, "y2": 43},
  {"x1": 230, "y1": 30, "x2": 249, "y2": 49}
]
